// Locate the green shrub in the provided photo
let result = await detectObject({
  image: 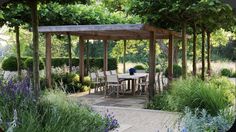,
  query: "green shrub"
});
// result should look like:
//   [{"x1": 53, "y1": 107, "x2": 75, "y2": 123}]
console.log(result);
[
  {"x1": 149, "y1": 77, "x2": 235, "y2": 115},
  {"x1": 52, "y1": 73, "x2": 91, "y2": 93},
  {"x1": 165, "y1": 64, "x2": 182, "y2": 78},
  {"x1": 24, "y1": 57, "x2": 44, "y2": 71},
  {"x1": 1, "y1": 56, "x2": 24, "y2": 71},
  {"x1": 134, "y1": 65, "x2": 145, "y2": 70},
  {"x1": 220, "y1": 68, "x2": 232, "y2": 77},
  {"x1": 231, "y1": 72, "x2": 236, "y2": 78}
]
